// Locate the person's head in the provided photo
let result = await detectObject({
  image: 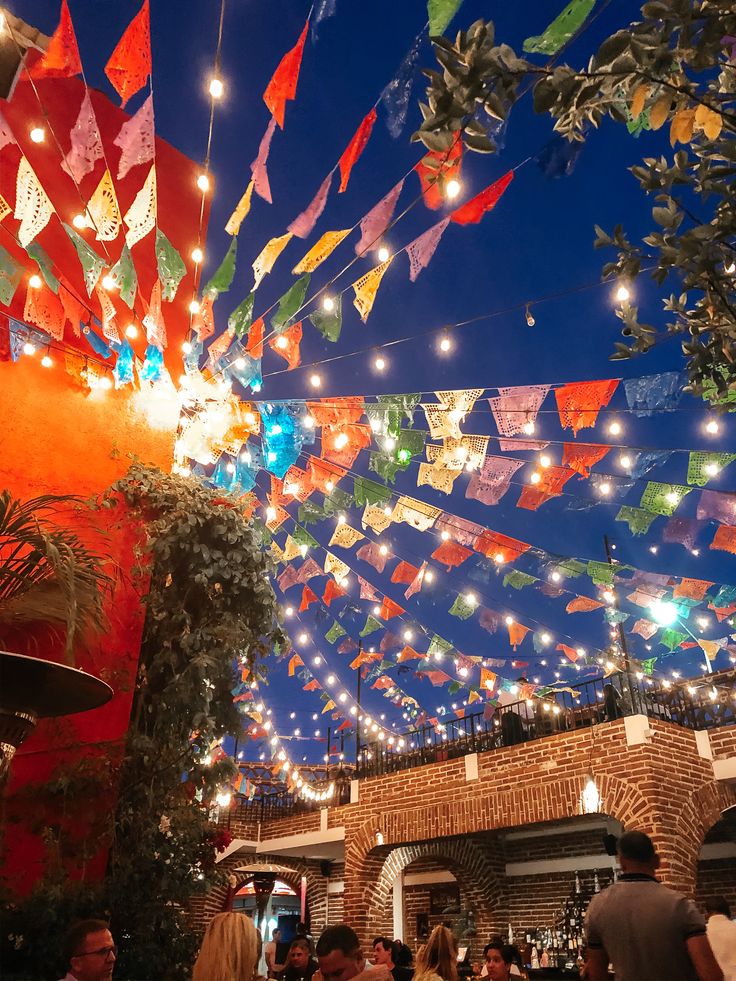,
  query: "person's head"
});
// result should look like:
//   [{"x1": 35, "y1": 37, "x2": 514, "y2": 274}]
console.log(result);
[
  {"x1": 414, "y1": 925, "x2": 458, "y2": 981},
  {"x1": 64, "y1": 920, "x2": 116, "y2": 981},
  {"x1": 193, "y1": 911, "x2": 260, "y2": 981},
  {"x1": 617, "y1": 830, "x2": 660, "y2": 876},
  {"x1": 372, "y1": 937, "x2": 394, "y2": 967},
  {"x1": 483, "y1": 941, "x2": 511, "y2": 981},
  {"x1": 705, "y1": 896, "x2": 732, "y2": 919},
  {"x1": 274, "y1": 928, "x2": 282, "y2": 941},
  {"x1": 317, "y1": 925, "x2": 365, "y2": 981},
  {"x1": 288, "y1": 938, "x2": 313, "y2": 971}
]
